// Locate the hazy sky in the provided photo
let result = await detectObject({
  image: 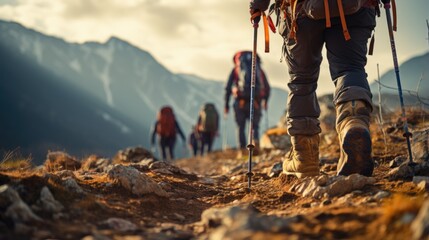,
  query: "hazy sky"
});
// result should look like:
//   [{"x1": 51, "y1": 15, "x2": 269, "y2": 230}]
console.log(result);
[{"x1": 0, "y1": 0, "x2": 428, "y2": 94}]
